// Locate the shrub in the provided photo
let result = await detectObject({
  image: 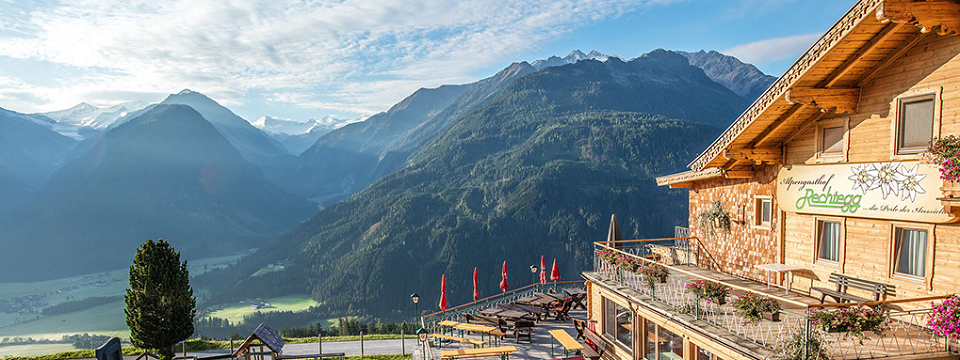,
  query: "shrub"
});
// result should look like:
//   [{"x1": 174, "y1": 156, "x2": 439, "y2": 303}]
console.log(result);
[{"x1": 773, "y1": 329, "x2": 831, "y2": 360}]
